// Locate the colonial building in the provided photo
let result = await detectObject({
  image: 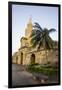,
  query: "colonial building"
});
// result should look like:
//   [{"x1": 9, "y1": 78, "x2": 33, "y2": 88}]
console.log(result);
[{"x1": 12, "y1": 19, "x2": 58, "y2": 65}]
